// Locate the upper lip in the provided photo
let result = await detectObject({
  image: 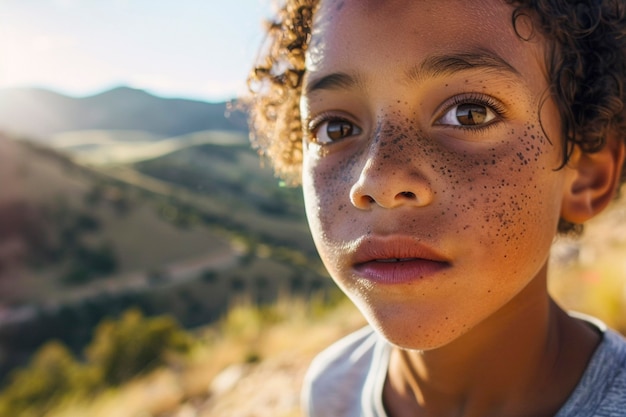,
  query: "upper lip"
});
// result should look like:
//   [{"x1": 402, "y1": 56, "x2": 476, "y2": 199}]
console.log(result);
[{"x1": 351, "y1": 235, "x2": 451, "y2": 266}]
